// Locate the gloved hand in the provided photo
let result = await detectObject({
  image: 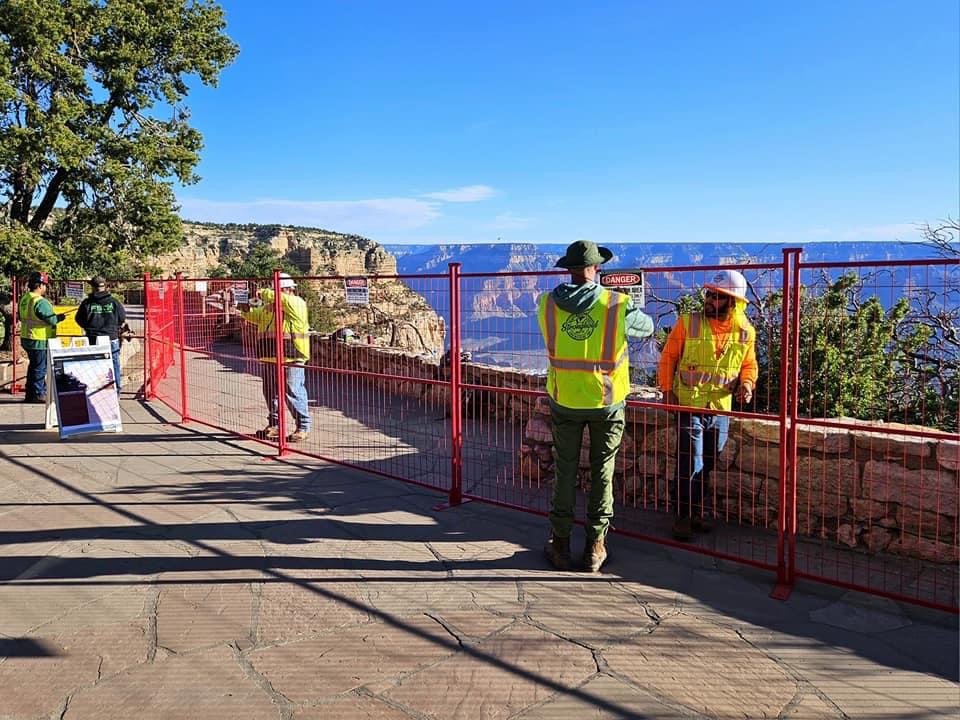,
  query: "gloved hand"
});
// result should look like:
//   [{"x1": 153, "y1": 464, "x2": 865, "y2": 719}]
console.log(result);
[
  {"x1": 248, "y1": 297, "x2": 263, "y2": 308},
  {"x1": 56, "y1": 313, "x2": 66, "y2": 322}
]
